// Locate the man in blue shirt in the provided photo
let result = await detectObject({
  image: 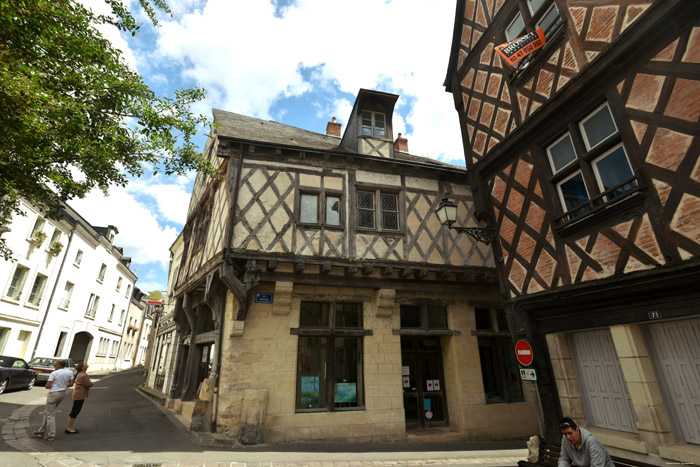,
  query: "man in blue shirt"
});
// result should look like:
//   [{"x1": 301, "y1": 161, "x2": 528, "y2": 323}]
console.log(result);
[
  {"x1": 32, "y1": 359, "x2": 74, "y2": 440},
  {"x1": 558, "y1": 418, "x2": 614, "y2": 467}
]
